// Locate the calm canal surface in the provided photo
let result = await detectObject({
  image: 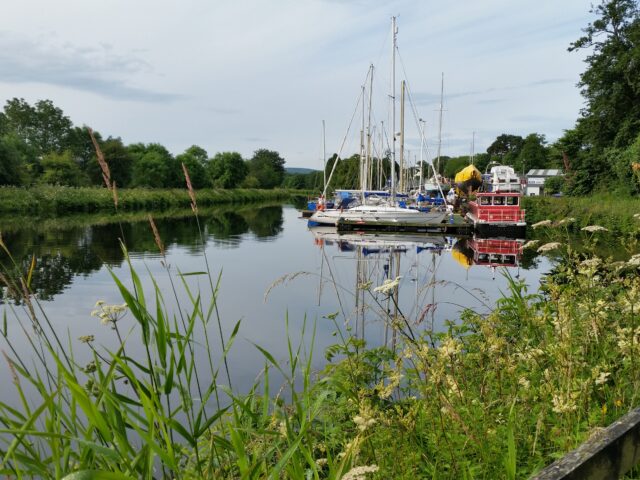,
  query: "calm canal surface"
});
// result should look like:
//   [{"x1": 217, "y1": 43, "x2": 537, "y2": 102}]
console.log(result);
[{"x1": 0, "y1": 203, "x2": 551, "y2": 393}]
